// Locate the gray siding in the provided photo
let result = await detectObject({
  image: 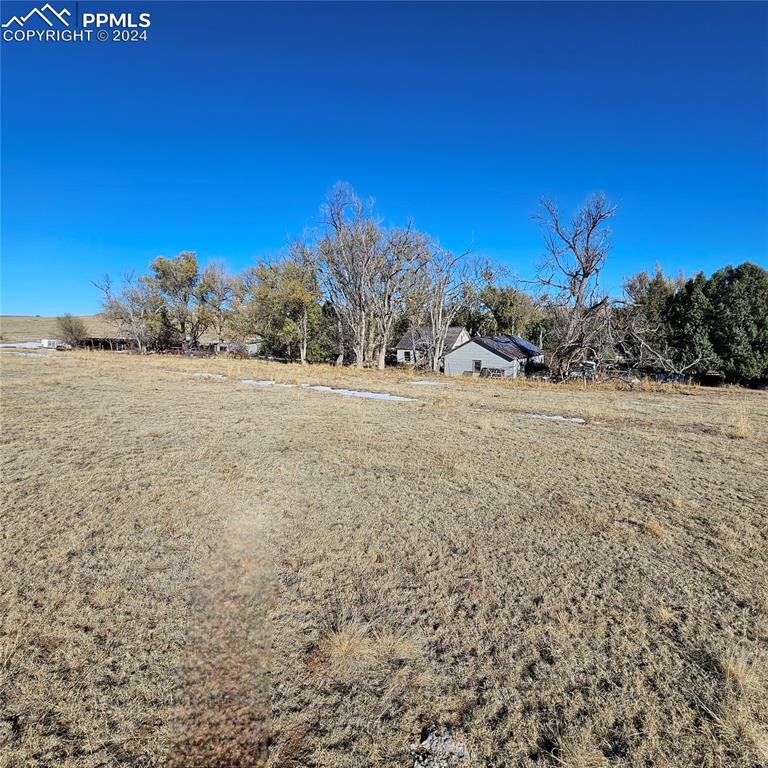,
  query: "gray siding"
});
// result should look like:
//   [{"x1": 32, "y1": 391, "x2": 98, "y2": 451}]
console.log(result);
[
  {"x1": 396, "y1": 329, "x2": 470, "y2": 367},
  {"x1": 396, "y1": 348, "x2": 424, "y2": 365},
  {"x1": 452, "y1": 329, "x2": 471, "y2": 349},
  {"x1": 444, "y1": 340, "x2": 521, "y2": 377}
]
